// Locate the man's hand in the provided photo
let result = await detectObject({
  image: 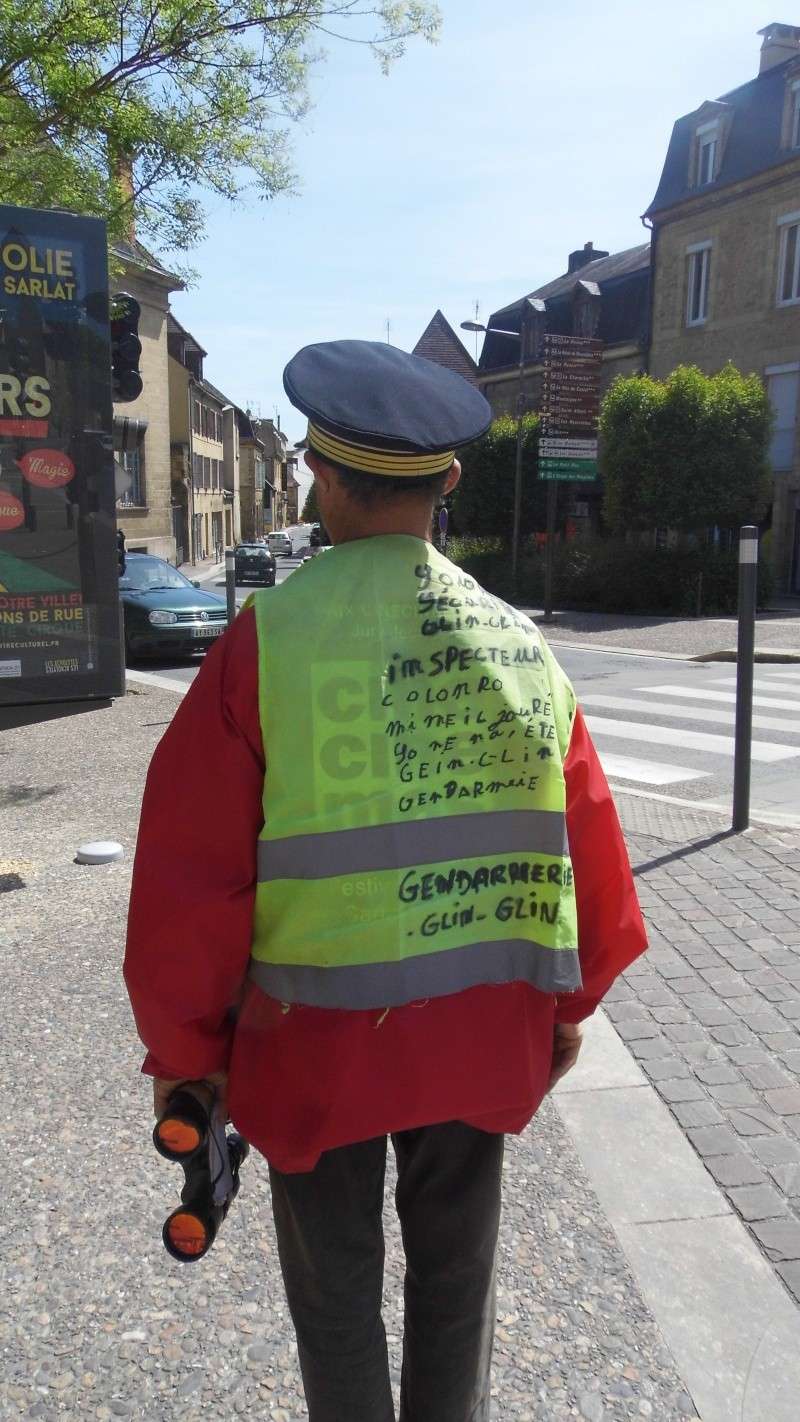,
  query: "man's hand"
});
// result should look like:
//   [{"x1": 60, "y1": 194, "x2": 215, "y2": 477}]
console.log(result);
[
  {"x1": 152, "y1": 1070, "x2": 228, "y2": 1122},
  {"x1": 547, "y1": 1022, "x2": 583, "y2": 1092}
]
